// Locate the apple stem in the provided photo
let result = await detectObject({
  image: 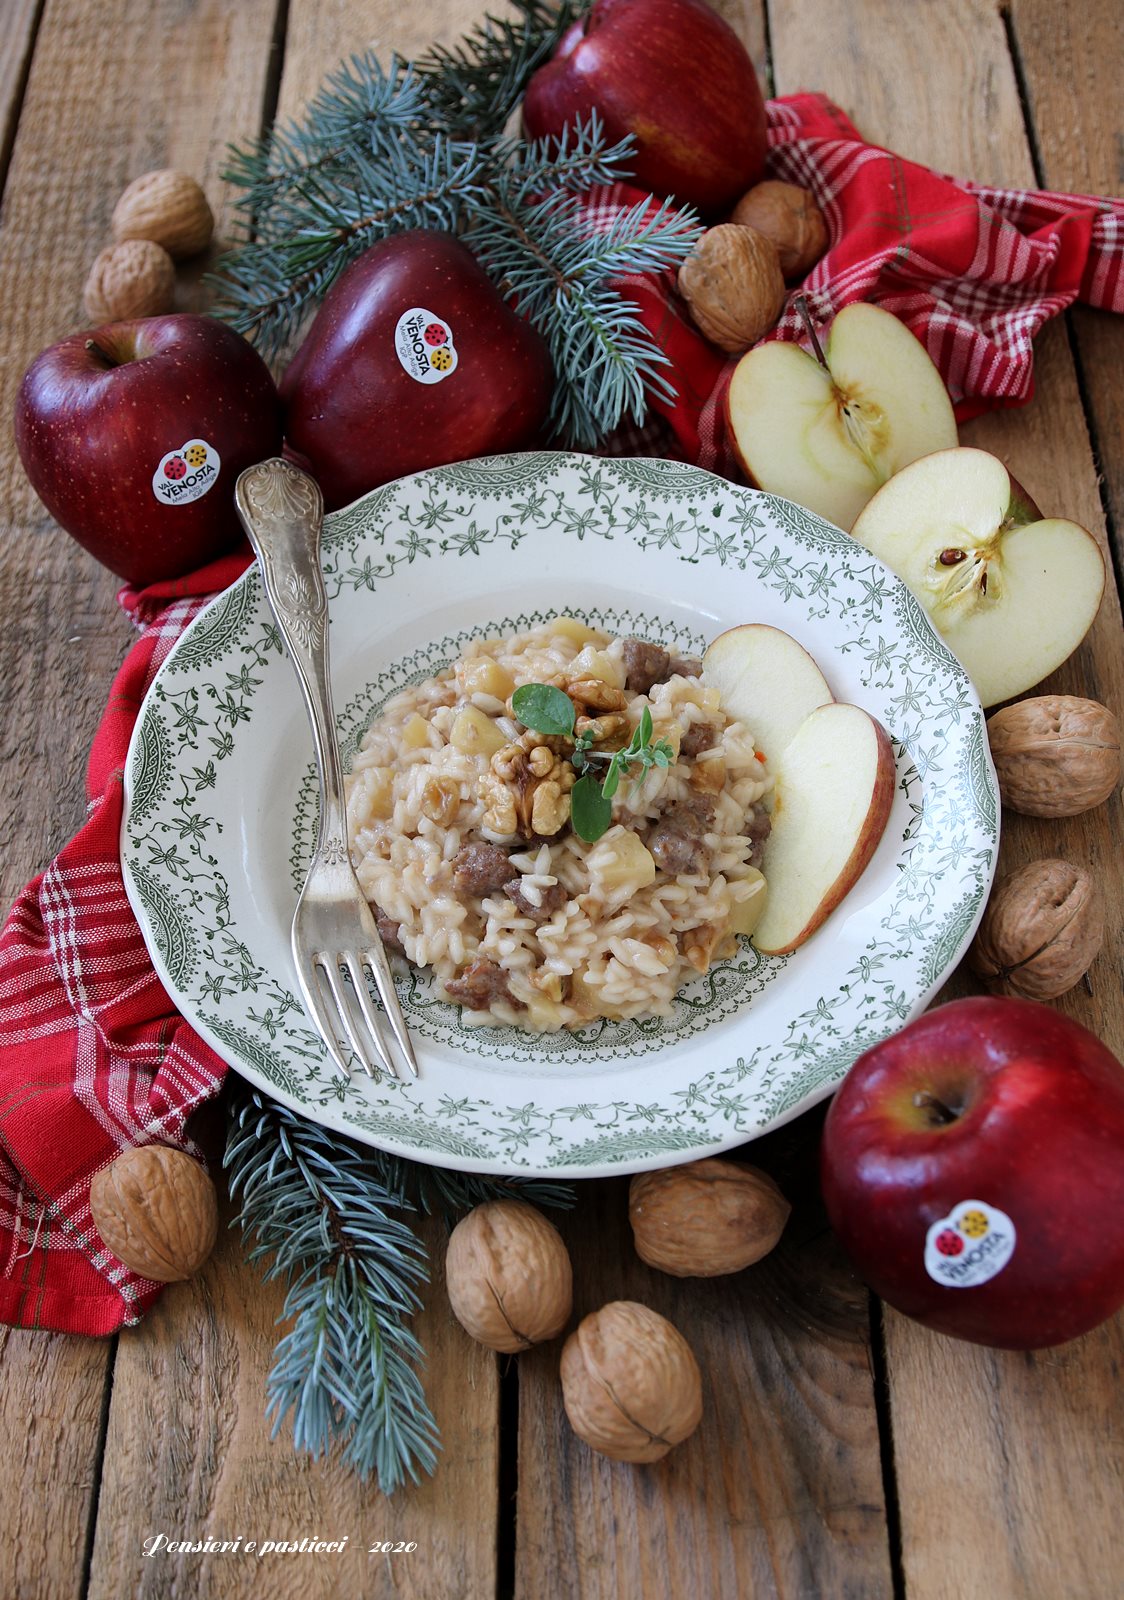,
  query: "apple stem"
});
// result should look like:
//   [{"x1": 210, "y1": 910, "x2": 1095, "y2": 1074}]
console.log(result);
[
  {"x1": 85, "y1": 338, "x2": 118, "y2": 369},
  {"x1": 793, "y1": 294, "x2": 829, "y2": 372},
  {"x1": 912, "y1": 1089, "x2": 960, "y2": 1126}
]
